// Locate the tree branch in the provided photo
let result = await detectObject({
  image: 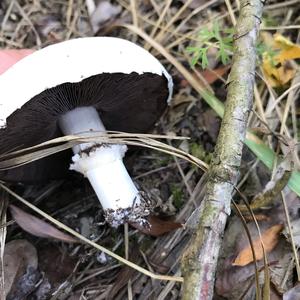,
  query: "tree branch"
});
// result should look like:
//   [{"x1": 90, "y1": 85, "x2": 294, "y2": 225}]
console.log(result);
[{"x1": 181, "y1": 1, "x2": 265, "y2": 299}]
